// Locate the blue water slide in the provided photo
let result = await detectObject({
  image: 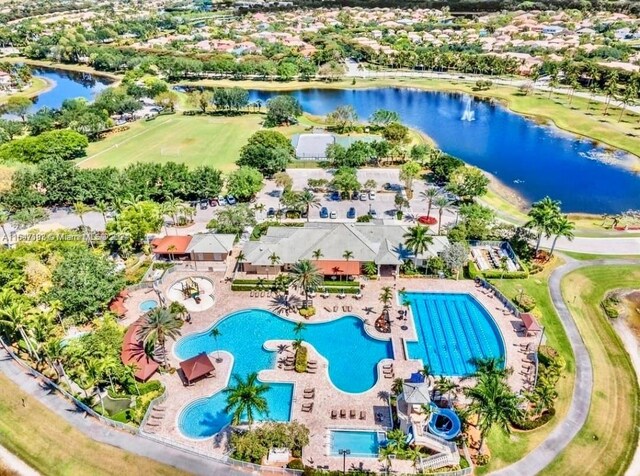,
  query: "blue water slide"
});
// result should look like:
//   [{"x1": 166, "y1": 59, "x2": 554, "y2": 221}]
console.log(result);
[{"x1": 427, "y1": 404, "x2": 461, "y2": 440}]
